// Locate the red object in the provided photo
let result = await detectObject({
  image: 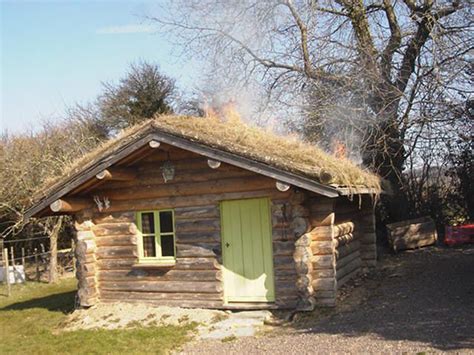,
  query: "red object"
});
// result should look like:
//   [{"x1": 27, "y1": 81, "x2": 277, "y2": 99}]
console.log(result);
[{"x1": 444, "y1": 224, "x2": 474, "y2": 246}]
